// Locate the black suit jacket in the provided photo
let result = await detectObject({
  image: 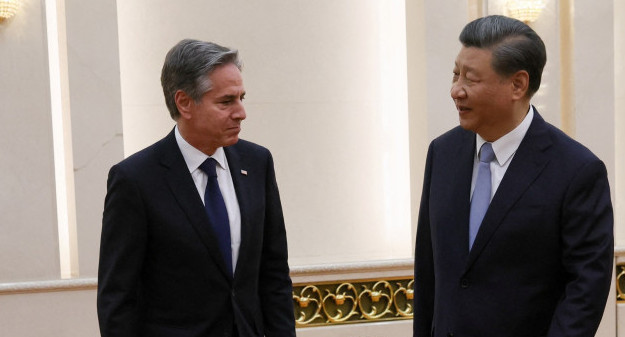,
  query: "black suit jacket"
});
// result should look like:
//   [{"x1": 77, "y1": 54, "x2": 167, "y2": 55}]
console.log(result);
[
  {"x1": 97, "y1": 129, "x2": 295, "y2": 337},
  {"x1": 414, "y1": 110, "x2": 613, "y2": 337}
]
